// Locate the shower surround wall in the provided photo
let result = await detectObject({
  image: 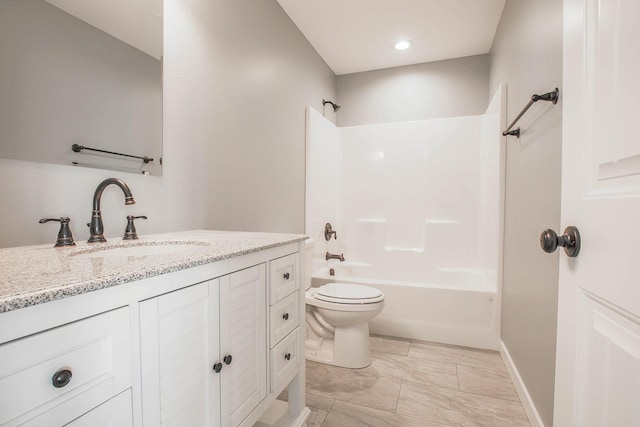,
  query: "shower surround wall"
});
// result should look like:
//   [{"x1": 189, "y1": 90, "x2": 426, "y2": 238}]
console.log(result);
[{"x1": 306, "y1": 86, "x2": 505, "y2": 349}]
